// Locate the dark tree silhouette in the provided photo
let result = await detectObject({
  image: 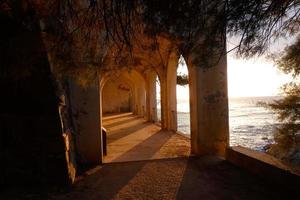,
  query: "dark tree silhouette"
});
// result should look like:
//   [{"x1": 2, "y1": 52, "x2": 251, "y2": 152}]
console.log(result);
[
  {"x1": 265, "y1": 36, "x2": 300, "y2": 164},
  {"x1": 2, "y1": 0, "x2": 299, "y2": 73}
]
